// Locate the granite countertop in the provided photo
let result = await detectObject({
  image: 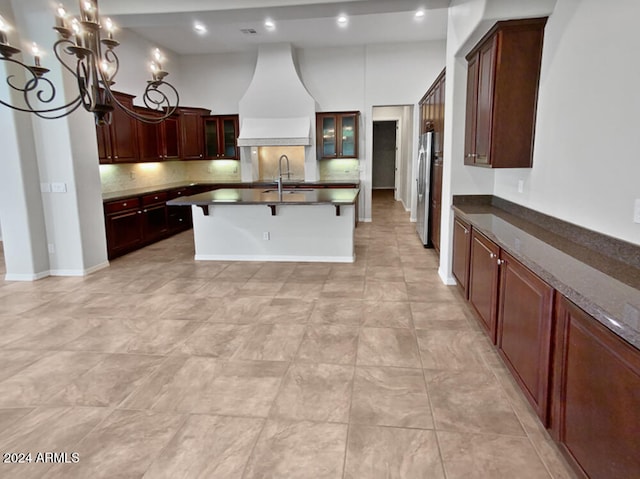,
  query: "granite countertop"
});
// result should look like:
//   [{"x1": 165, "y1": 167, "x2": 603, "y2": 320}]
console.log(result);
[
  {"x1": 102, "y1": 180, "x2": 360, "y2": 202},
  {"x1": 166, "y1": 187, "x2": 360, "y2": 207},
  {"x1": 453, "y1": 204, "x2": 640, "y2": 351}
]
